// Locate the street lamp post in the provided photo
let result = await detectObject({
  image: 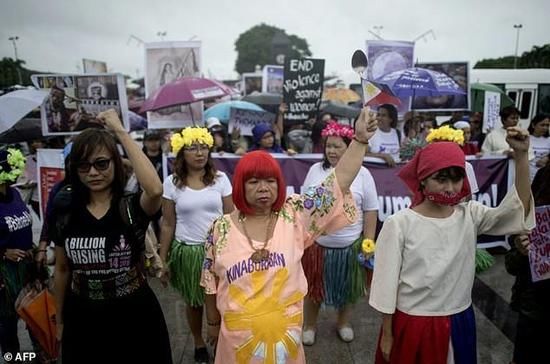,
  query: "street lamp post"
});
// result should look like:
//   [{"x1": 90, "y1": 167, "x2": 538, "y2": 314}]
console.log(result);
[
  {"x1": 8, "y1": 36, "x2": 22, "y2": 84},
  {"x1": 8, "y1": 36, "x2": 19, "y2": 60},
  {"x1": 513, "y1": 24, "x2": 523, "y2": 69}
]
